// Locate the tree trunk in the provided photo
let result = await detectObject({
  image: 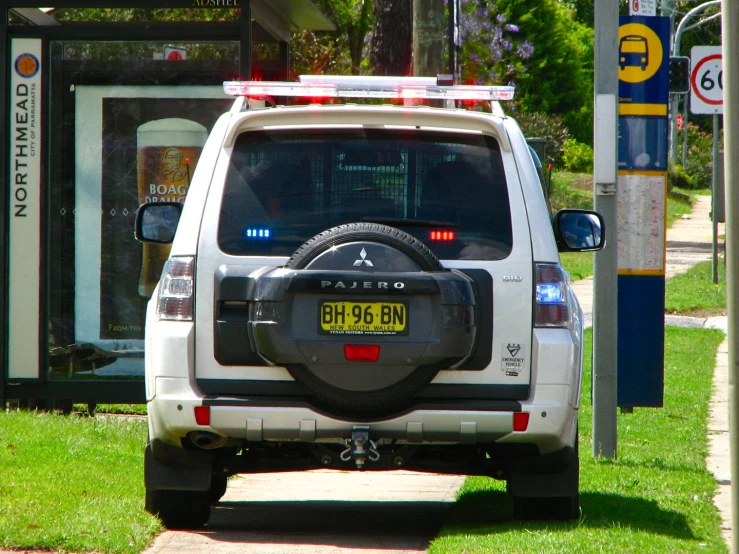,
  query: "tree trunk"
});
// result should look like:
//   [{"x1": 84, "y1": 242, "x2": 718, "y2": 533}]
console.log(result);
[
  {"x1": 412, "y1": 0, "x2": 445, "y2": 77},
  {"x1": 369, "y1": 0, "x2": 412, "y2": 76},
  {"x1": 347, "y1": 0, "x2": 373, "y2": 75}
]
